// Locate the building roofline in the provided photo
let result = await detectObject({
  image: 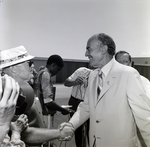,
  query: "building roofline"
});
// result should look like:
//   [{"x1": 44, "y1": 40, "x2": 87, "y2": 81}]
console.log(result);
[{"x1": 34, "y1": 57, "x2": 89, "y2": 63}]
